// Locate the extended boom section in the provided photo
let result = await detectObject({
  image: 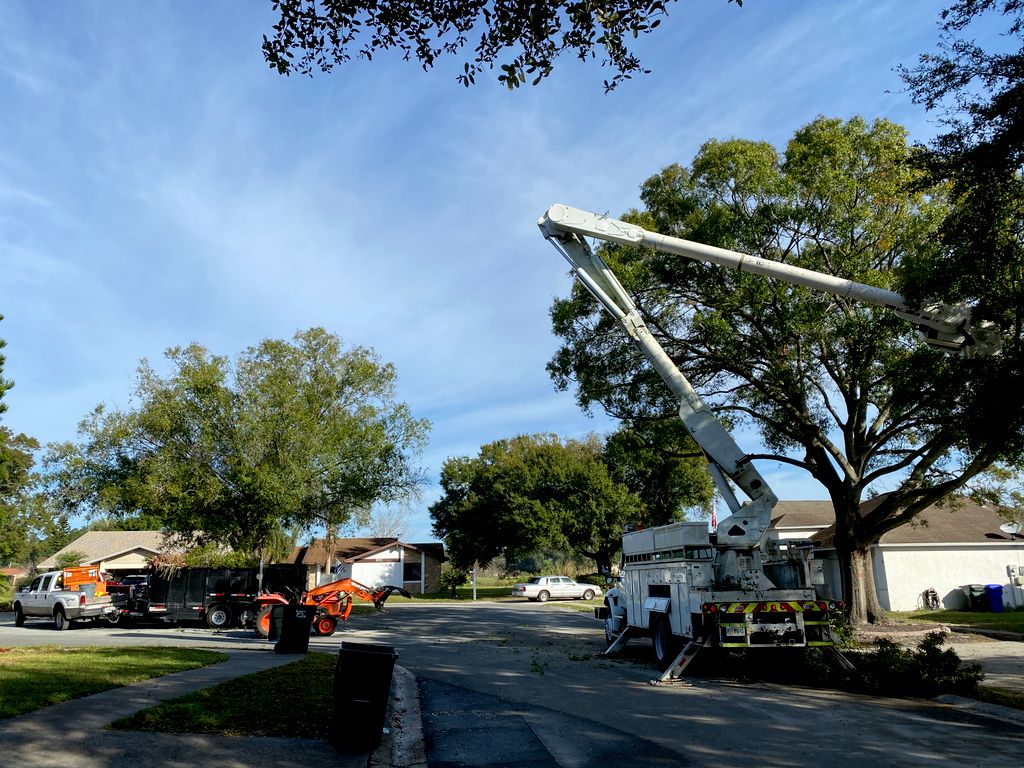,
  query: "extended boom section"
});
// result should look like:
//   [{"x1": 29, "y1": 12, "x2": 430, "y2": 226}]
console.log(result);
[{"x1": 540, "y1": 204, "x2": 1000, "y2": 356}]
